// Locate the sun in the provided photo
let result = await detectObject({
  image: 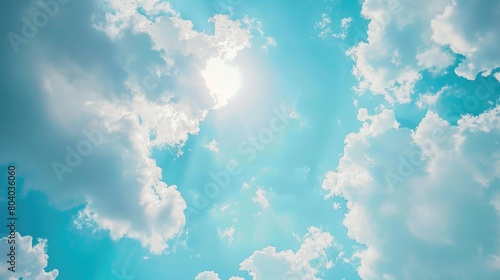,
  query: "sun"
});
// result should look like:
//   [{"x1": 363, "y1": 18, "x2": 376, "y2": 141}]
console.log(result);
[{"x1": 202, "y1": 57, "x2": 242, "y2": 107}]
